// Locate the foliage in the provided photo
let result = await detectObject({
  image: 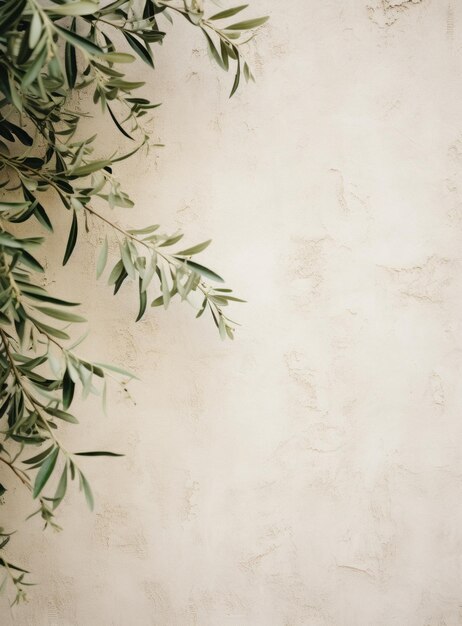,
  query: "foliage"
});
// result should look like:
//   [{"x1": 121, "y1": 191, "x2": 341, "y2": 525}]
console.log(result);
[{"x1": 0, "y1": 0, "x2": 266, "y2": 603}]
